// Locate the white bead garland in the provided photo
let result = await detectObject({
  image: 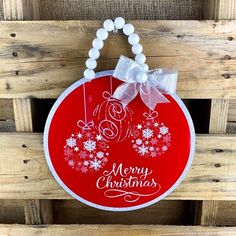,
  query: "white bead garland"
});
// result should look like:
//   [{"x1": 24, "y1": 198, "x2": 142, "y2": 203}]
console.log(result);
[
  {"x1": 85, "y1": 18, "x2": 149, "y2": 78},
  {"x1": 88, "y1": 48, "x2": 100, "y2": 59},
  {"x1": 86, "y1": 58, "x2": 97, "y2": 70},
  {"x1": 84, "y1": 69, "x2": 95, "y2": 80},
  {"x1": 103, "y1": 19, "x2": 114, "y2": 32},
  {"x1": 123, "y1": 23, "x2": 134, "y2": 36},
  {"x1": 92, "y1": 38, "x2": 104, "y2": 50},
  {"x1": 135, "y1": 53, "x2": 146, "y2": 64},
  {"x1": 141, "y1": 63, "x2": 149, "y2": 72},
  {"x1": 96, "y1": 28, "x2": 108, "y2": 40},
  {"x1": 114, "y1": 17, "x2": 125, "y2": 29},
  {"x1": 132, "y1": 43, "x2": 143, "y2": 54},
  {"x1": 128, "y1": 33, "x2": 140, "y2": 45}
]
